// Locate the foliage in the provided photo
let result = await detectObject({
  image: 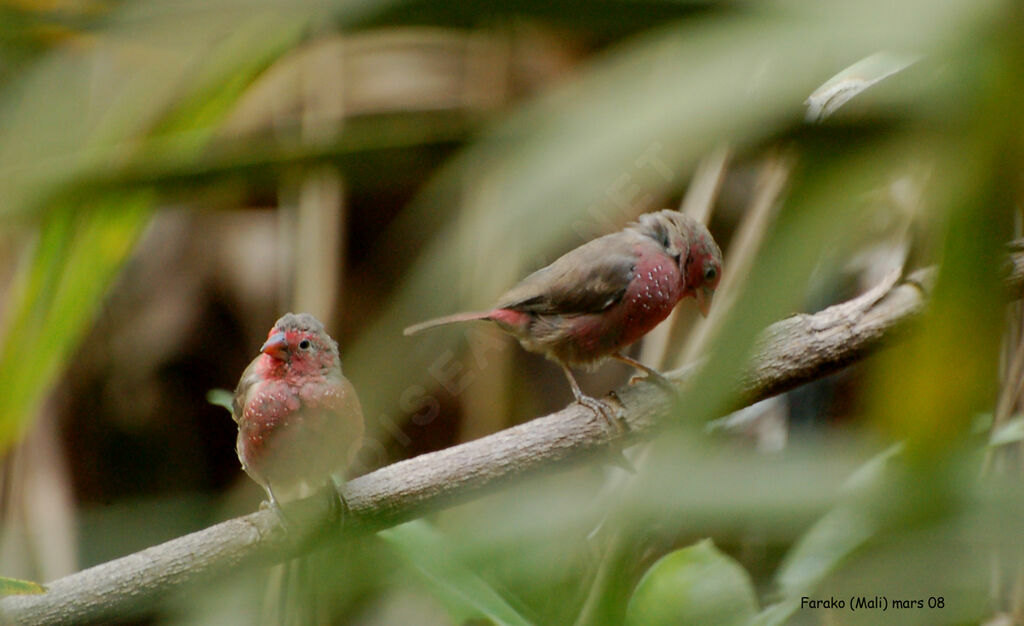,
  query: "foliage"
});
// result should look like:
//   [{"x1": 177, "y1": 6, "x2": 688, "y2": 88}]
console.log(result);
[{"x1": 1, "y1": 0, "x2": 1022, "y2": 623}]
